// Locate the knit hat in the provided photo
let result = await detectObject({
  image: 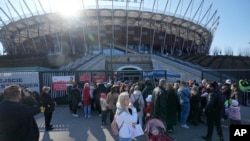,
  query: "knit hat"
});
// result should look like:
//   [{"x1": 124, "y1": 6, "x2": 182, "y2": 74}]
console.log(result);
[
  {"x1": 100, "y1": 93, "x2": 106, "y2": 99},
  {"x1": 226, "y1": 79, "x2": 231, "y2": 85},
  {"x1": 146, "y1": 95, "x2": 152, "y2": 102},
  {"x1": 231, "y1": 100, "x2": 239, "y2": 107}
]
